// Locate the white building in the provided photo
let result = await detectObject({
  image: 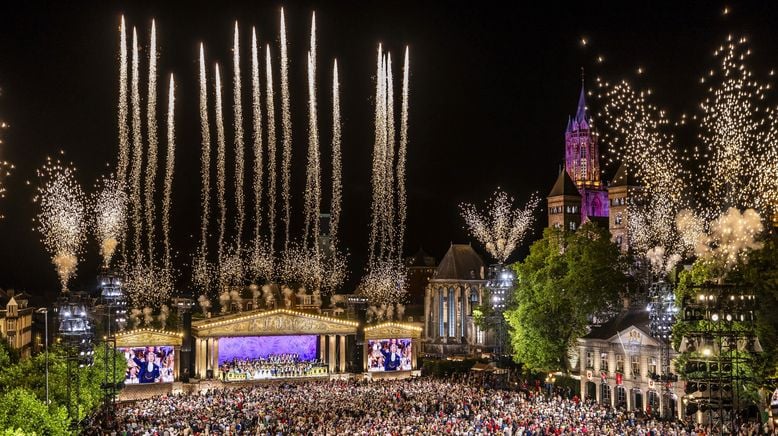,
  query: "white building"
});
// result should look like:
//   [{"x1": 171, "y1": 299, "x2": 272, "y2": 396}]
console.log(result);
[{"x1": 576, "y1": 308, "x2": 684, "y2": 419}]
